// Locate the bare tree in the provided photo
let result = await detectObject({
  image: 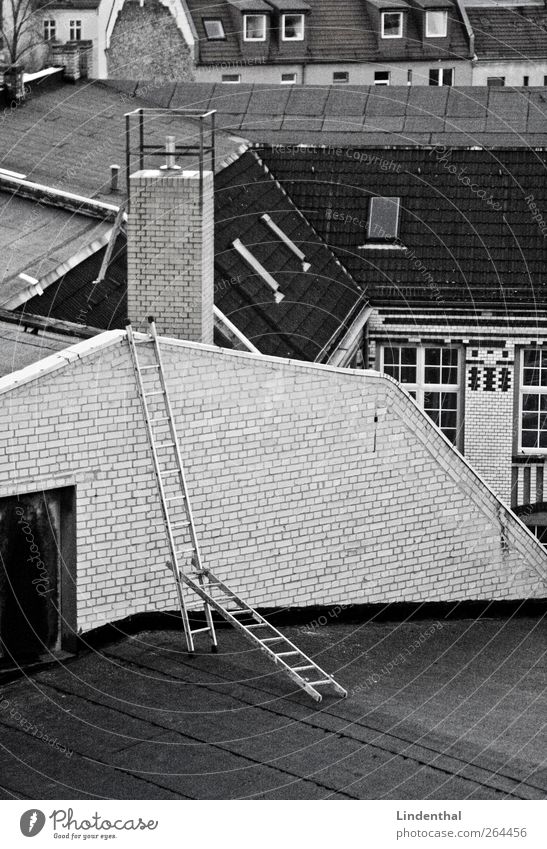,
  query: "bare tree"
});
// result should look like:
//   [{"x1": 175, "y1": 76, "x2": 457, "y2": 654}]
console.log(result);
[{"x1": 0, "y1": 0, "x2": 43, "y2": 66}]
